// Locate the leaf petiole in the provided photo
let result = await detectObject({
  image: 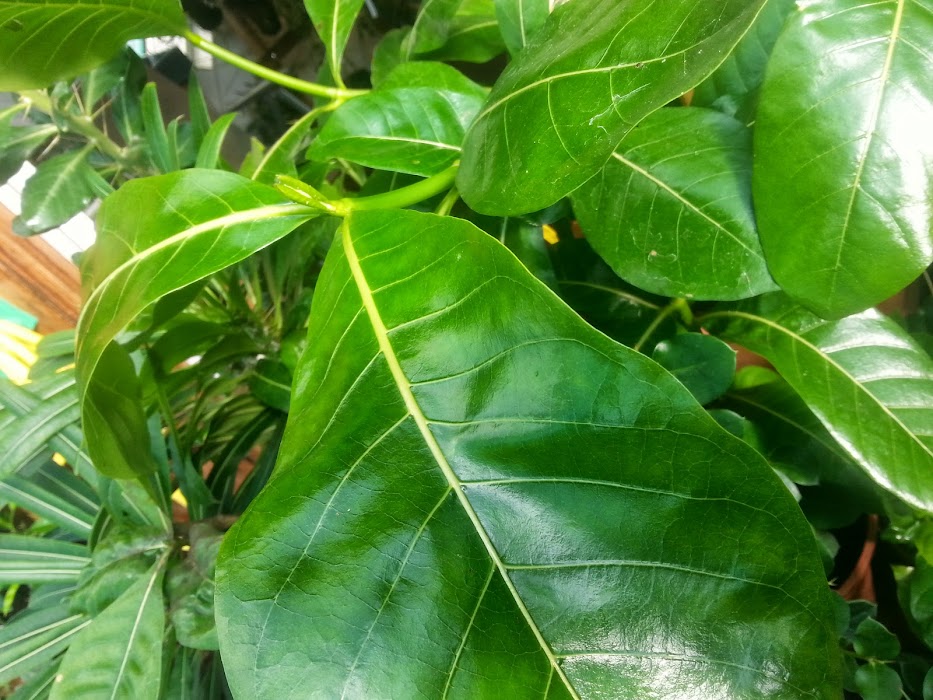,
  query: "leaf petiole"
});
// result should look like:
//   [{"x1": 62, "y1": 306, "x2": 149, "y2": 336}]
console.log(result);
[{"x1": 183, "y1": 31, "x2": 368, "y2": 102}]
